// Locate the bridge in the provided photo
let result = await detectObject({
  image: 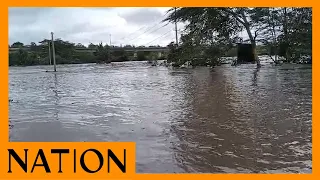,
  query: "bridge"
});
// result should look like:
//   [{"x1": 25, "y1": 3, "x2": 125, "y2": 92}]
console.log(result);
[{"x1": 9, "y1": 47, "x2": 169, "y2": 53}]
